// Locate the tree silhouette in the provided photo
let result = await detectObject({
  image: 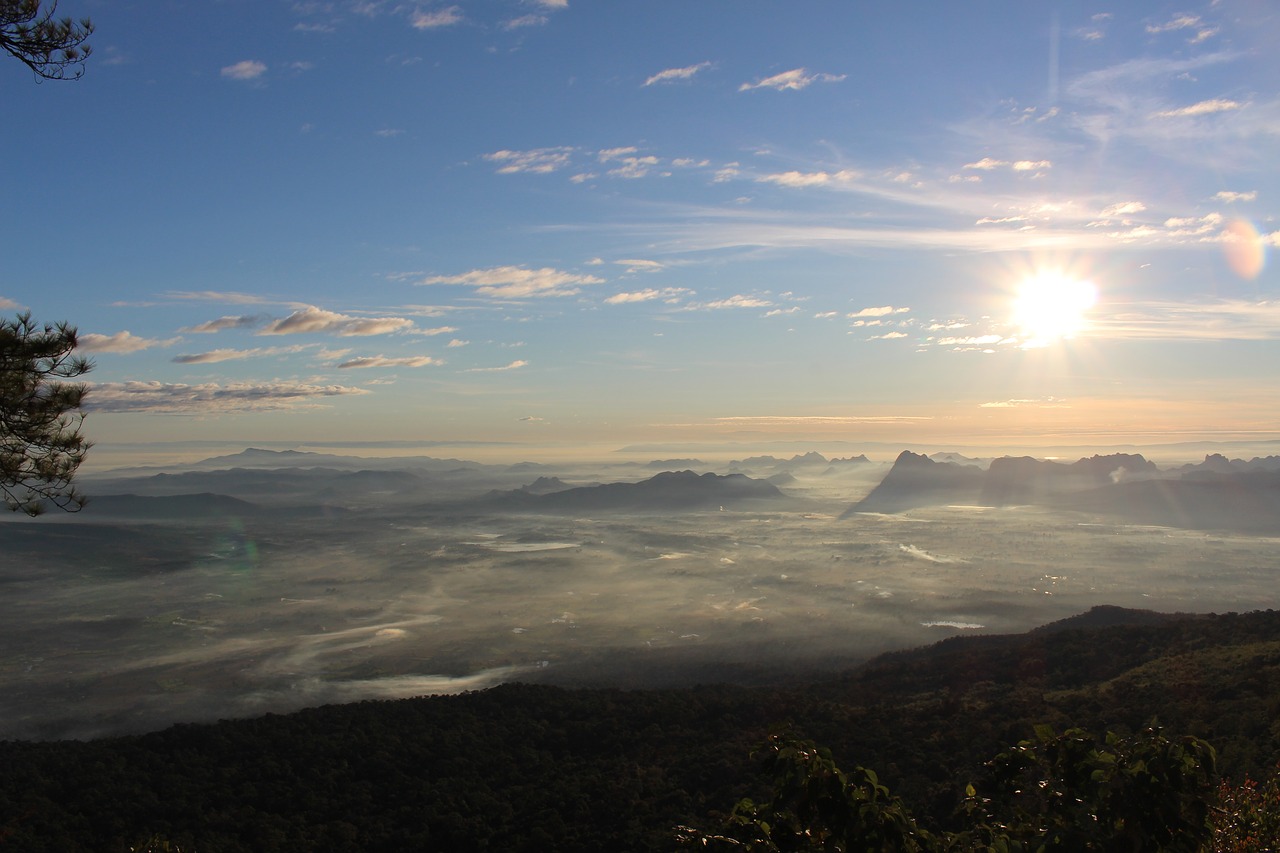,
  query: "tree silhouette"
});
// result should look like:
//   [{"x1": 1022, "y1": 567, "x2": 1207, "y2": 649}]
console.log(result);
[
  {"x1": 1, "y1": 313, "x2": 92, "y2": 514},
  {"x1": 1, "y1": 0, "x2": 93, "y2": 80}
]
